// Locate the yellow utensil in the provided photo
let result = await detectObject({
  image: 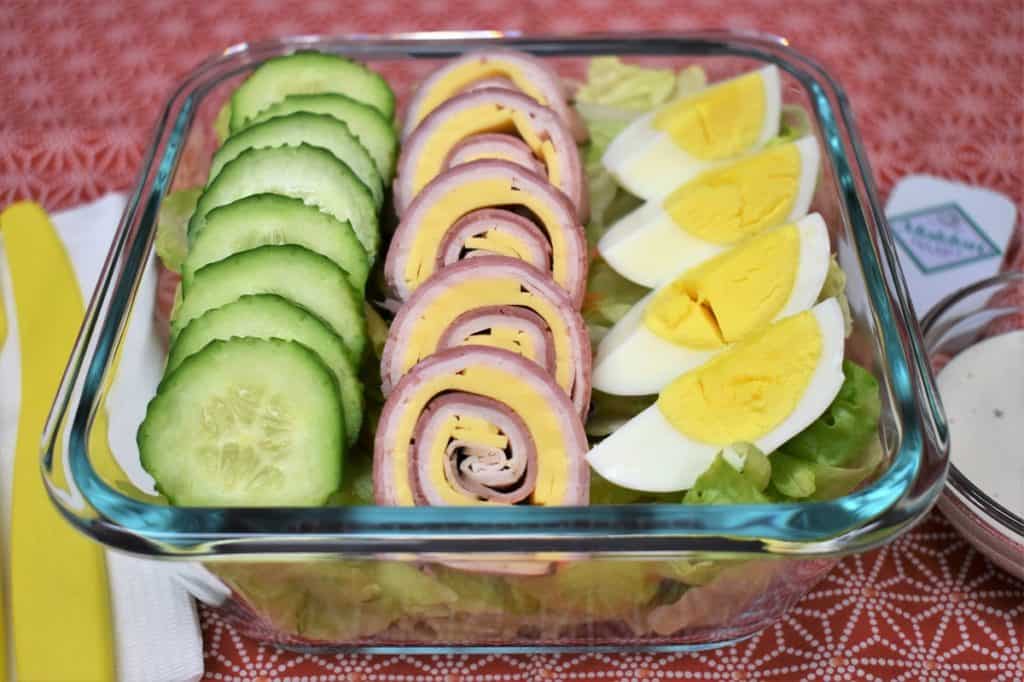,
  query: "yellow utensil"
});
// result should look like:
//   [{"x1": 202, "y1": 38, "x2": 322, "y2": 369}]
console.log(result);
[
  {"x1": 1, "y1": 201, "x2": 116, "y2": 681},
  {"x1": 1, "y1": 294, "x2": 7, "y2": 682}
]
